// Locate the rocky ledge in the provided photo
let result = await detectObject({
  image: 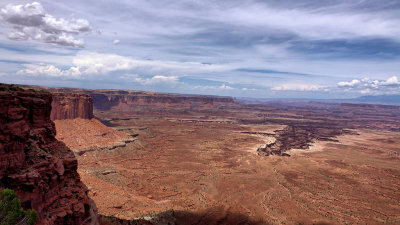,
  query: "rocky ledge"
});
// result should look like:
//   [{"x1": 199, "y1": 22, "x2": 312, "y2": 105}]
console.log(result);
[{"x1": 54, "y1": 118, "x2": 135, "y2": 155}]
